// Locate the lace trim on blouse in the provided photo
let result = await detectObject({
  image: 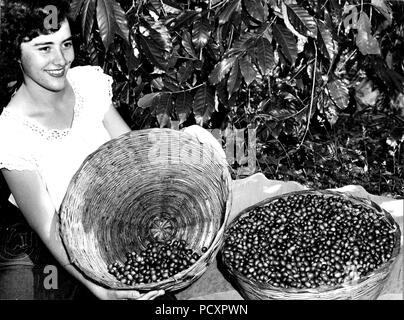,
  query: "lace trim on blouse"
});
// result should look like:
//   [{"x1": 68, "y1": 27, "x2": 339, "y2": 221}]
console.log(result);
[
  {"x1": 1, "y1": 76, "x2": 83, "y2": 141},
  {"x1": 0, "y1": 153, "x2": 38, "y2": 171},
  {"x1": 0, "y1": 66, "x2": 113, "y2": 171}
]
